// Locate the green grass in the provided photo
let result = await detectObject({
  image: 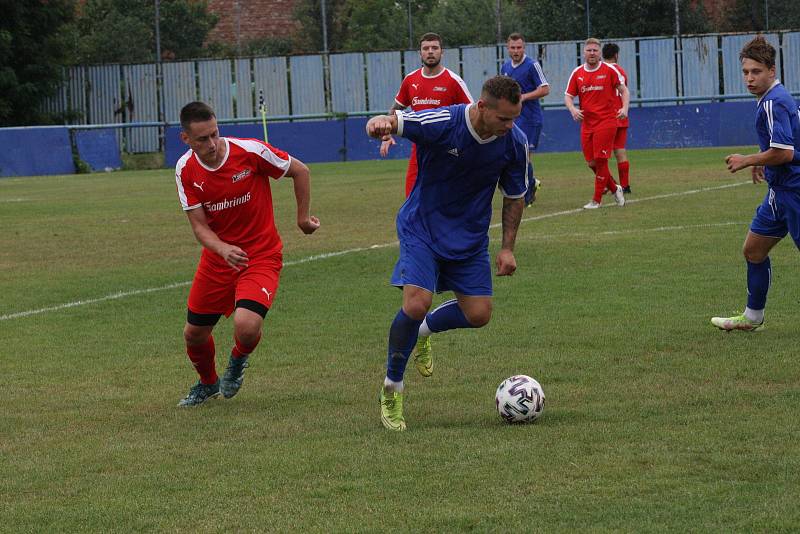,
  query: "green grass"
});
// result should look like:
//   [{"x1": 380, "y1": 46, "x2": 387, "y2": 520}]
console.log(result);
[{"x1": 1, "y1": 147, "x2": 799, "y2": 532}]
